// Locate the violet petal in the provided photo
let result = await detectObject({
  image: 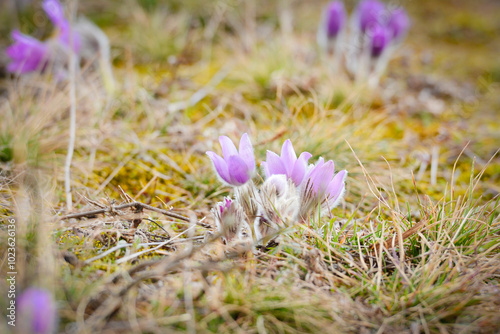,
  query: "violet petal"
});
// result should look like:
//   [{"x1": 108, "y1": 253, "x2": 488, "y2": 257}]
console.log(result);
[
  {"x1": 43, "y1": 0, "x2": 68, "y2": 30},
  {"x1": 261, "y1": 161, "x2": 270, "y2": 178},
  {"x1": 326, "y1": 1, "x2": 346, "y2": 38},
  {"x1": 388, "y1": 8, "x2": 410, "y2": 39},
  {"x1": 310, "y1": 160, "x2": 334, "y2": 195},
  {"x1": 266, "y1": 151, "x2": 287, "y2": 176},
  {"x1": 227, "y1": 155, "x2": 250, "y2": 185},
  {"x1": 290, "y1": 151, "x2": 312, "y2": 186},
  {"x1": 358, "y1": 0, "x2": 385, "y2": 32},
  {"x1": 17, "y1": 288, "x2": 57, "y2": 334},
  {"x1": 370, "y1": 24, "x2": 391, "y2": 57},
  {"x1": 6, "y1": 31, "x2": 48, "y2": 74},
  {"x1": 327, "y1": 170, "x2": 347, "y2": 201},
  {"x1": 238, "y1": 133, "x2": 255, "y2": 172},
  {"x1": 280, "y1": 139, "x2": 297, "y2": 175},
  {"x1": 219, "y1": 136, "x2": 238, "y2": 160},
  {"x1": 207, "y1": 151, "x2": 231, "y2": 184}
]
